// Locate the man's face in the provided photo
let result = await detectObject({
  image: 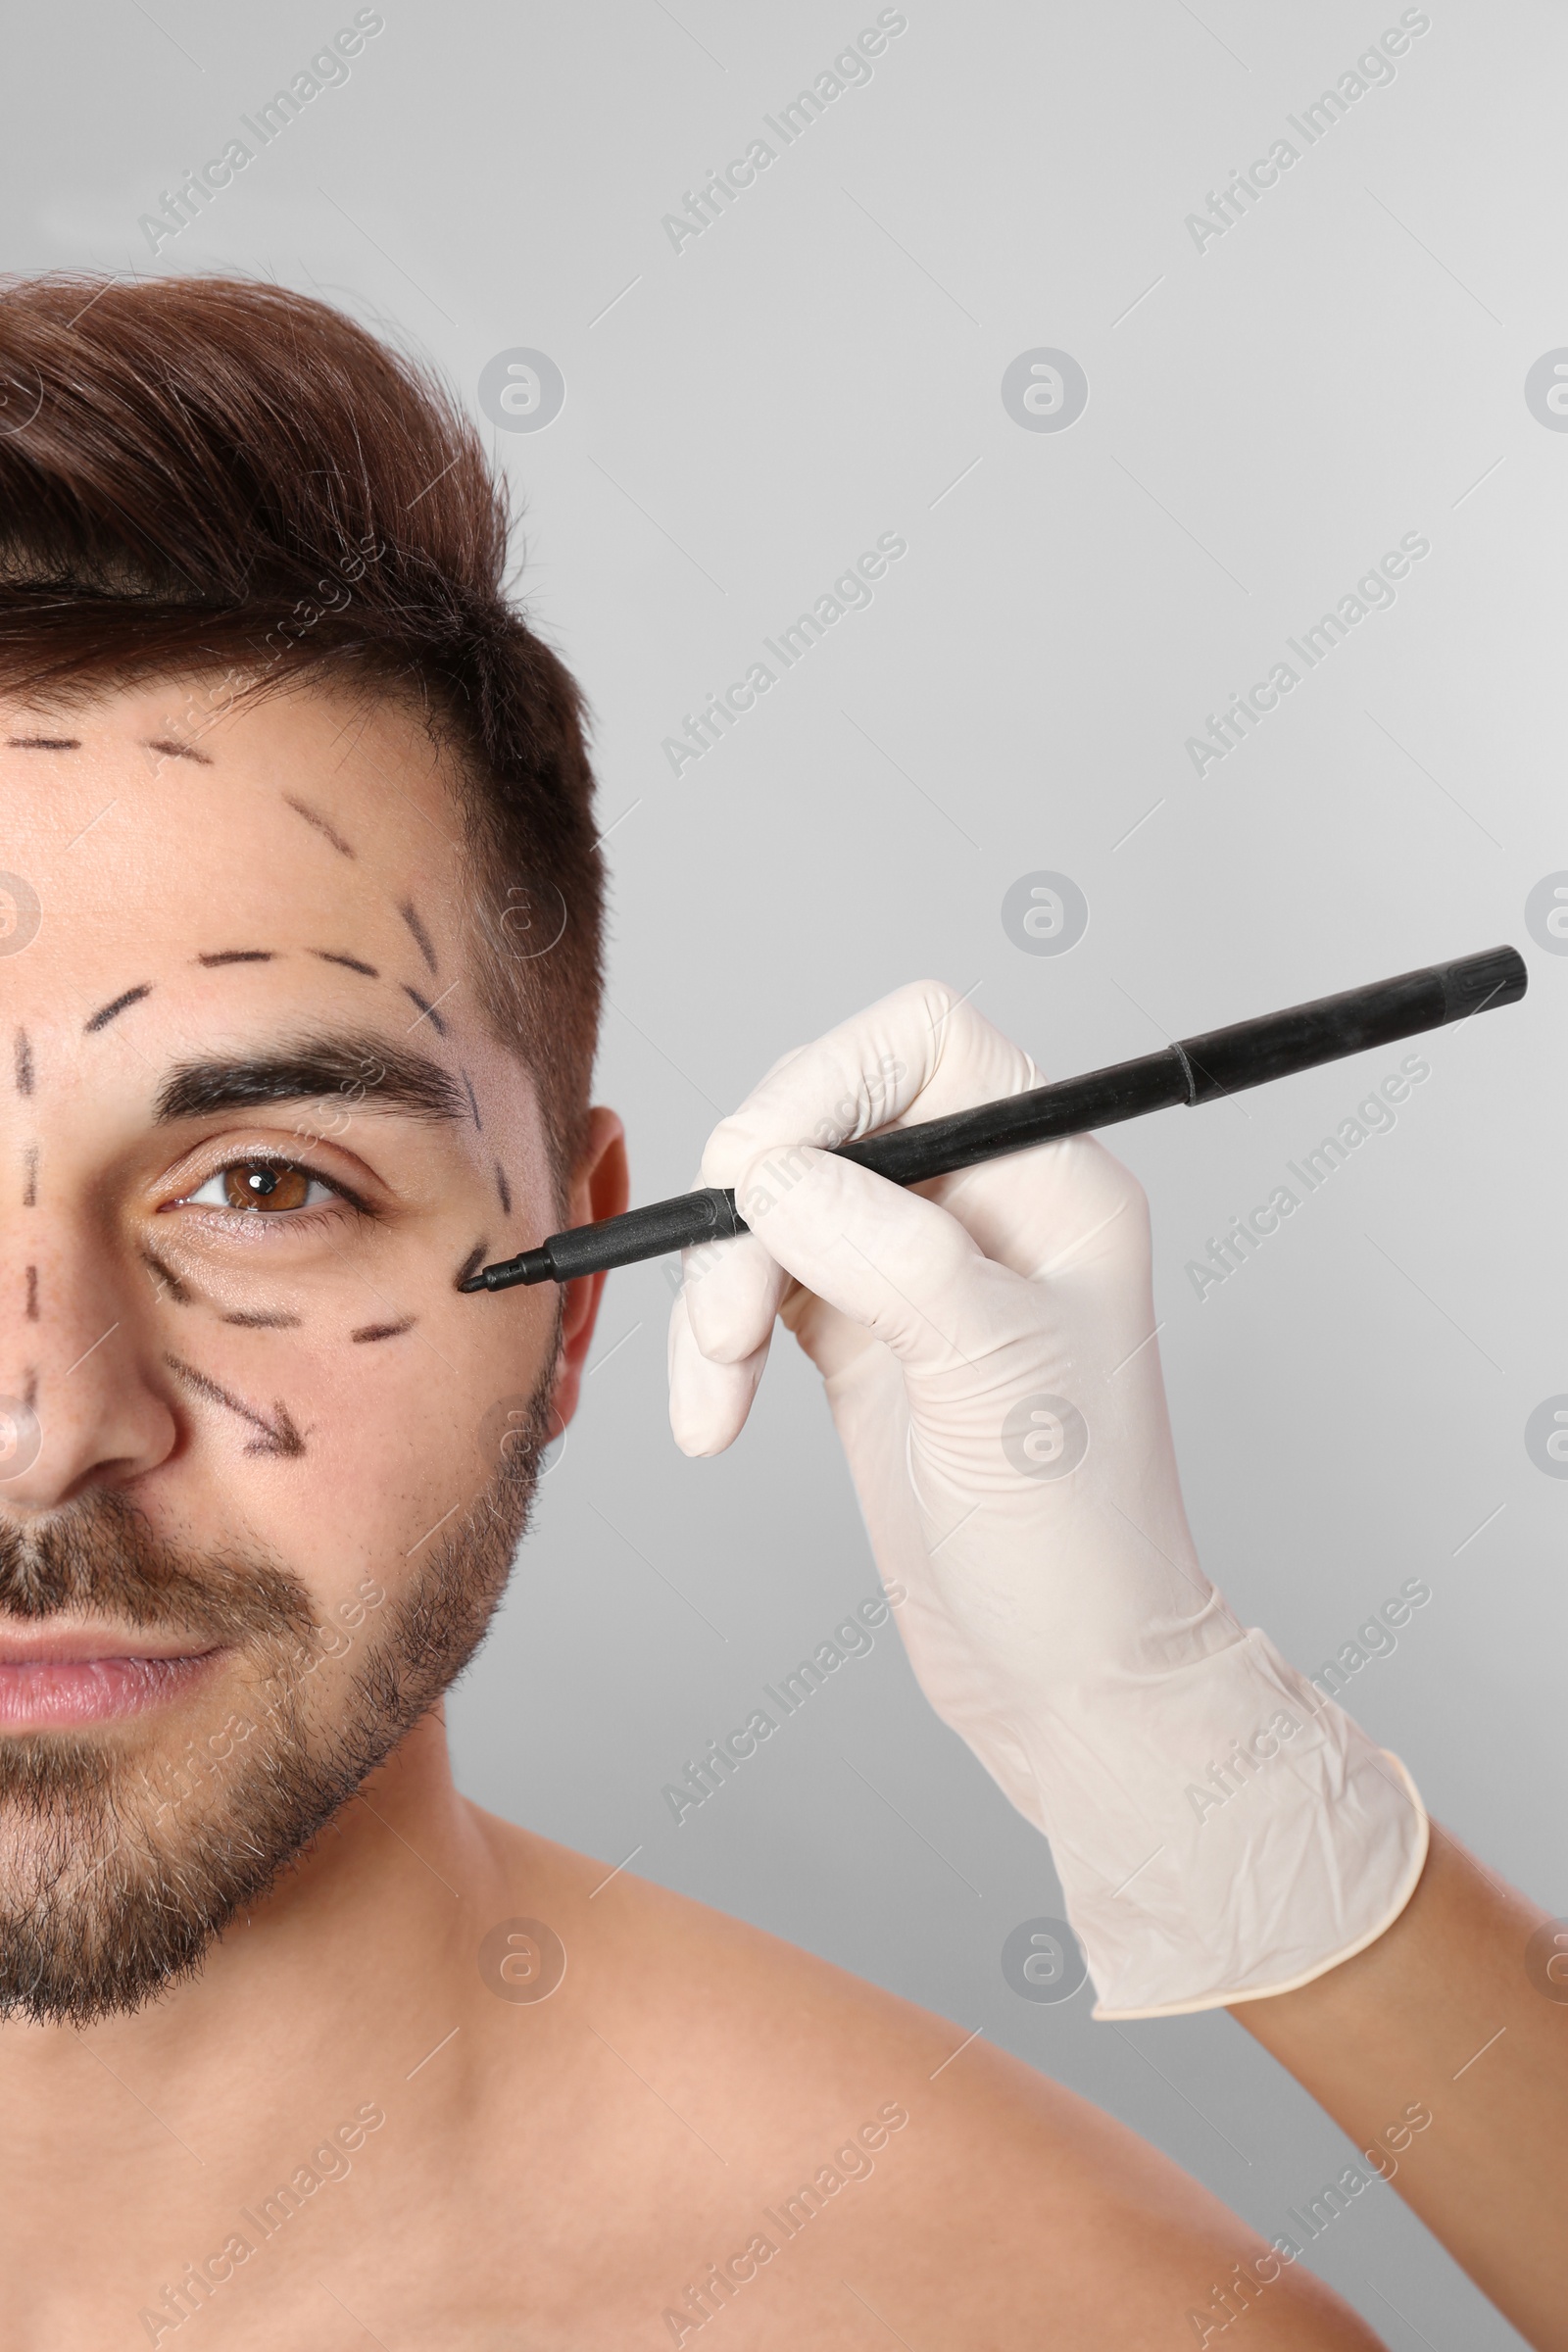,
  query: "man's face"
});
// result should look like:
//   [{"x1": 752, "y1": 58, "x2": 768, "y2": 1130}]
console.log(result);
[{"x1": 0, "y1": 673, "x2": 612, "y2": 2022}]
